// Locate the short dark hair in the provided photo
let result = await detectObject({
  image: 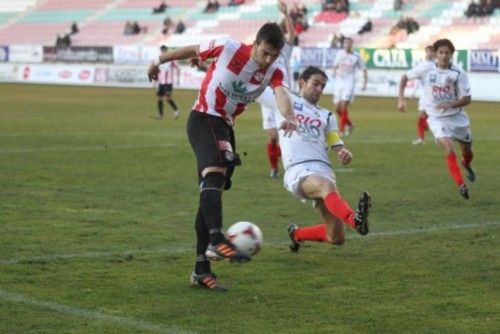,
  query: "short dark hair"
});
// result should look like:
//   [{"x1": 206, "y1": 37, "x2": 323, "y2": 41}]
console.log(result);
[
  {"x1": 160, "y1": 45, "x2": 167, "y2": 51},
  {"x1": 433, "y1": 39, "x2": 455, "y2": 54},
  {"x1": 255, "y1": 22, "x2": 285, "y2": 50},
  {"x1": 425, "y1": 45, "x2": 433, "y2": 51},
  {"x1": 299, "y1": 66, "x2": 328, "y2": 82}
]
